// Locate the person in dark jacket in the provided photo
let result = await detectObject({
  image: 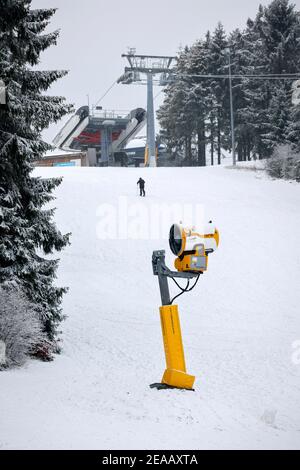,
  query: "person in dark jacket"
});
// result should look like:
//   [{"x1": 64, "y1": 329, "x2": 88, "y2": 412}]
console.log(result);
[{"x1": 137, "y1": 178, "x2": 146, "y2": 197}]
